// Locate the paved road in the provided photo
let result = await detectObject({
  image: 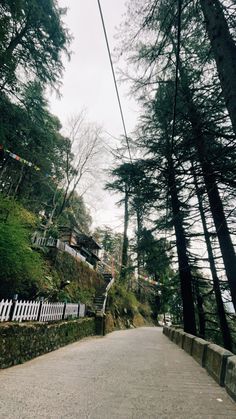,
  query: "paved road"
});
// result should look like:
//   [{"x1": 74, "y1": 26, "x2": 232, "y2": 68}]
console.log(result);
[{"x1": 0, "y1": 327, "x2": 235, "y2": 418}]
